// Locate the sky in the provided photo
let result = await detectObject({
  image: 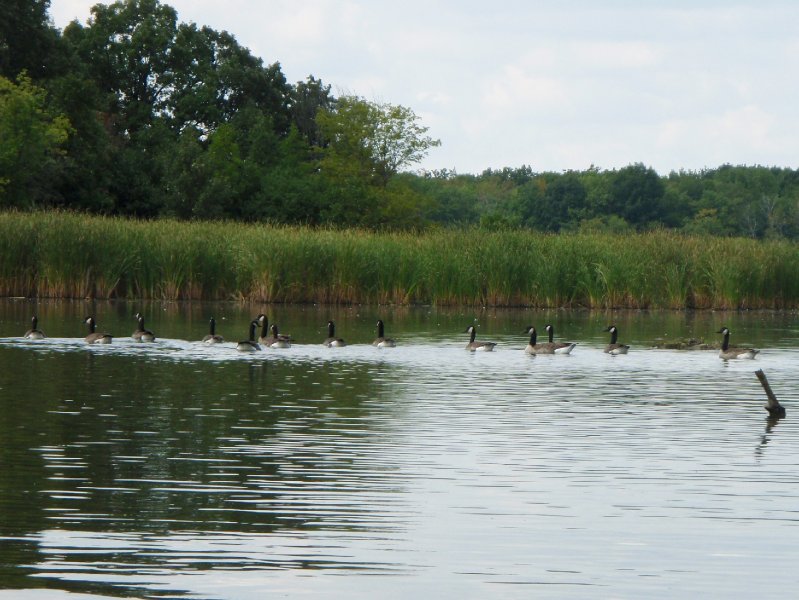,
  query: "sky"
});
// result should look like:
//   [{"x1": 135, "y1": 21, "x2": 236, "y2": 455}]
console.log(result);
[{"x1": 47, "y1": 0, "x2": 799, "y2": 176}]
